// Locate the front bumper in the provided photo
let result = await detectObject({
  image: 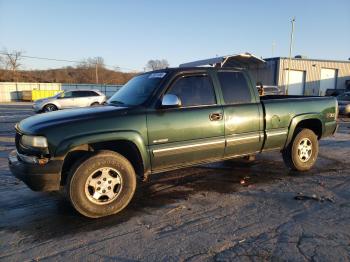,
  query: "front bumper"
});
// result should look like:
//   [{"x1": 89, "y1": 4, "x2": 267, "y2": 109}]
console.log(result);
[{"x1": 8, "y1": 150, "x2": 62, "y2": 191}]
